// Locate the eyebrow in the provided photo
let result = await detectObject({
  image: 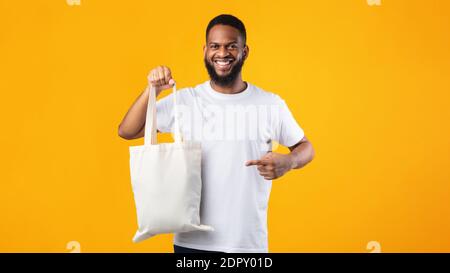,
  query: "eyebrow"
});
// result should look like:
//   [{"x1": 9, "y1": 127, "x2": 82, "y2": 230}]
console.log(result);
[{"x1": 208, "y1": 41, "x2": 238, "y2": 46}]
